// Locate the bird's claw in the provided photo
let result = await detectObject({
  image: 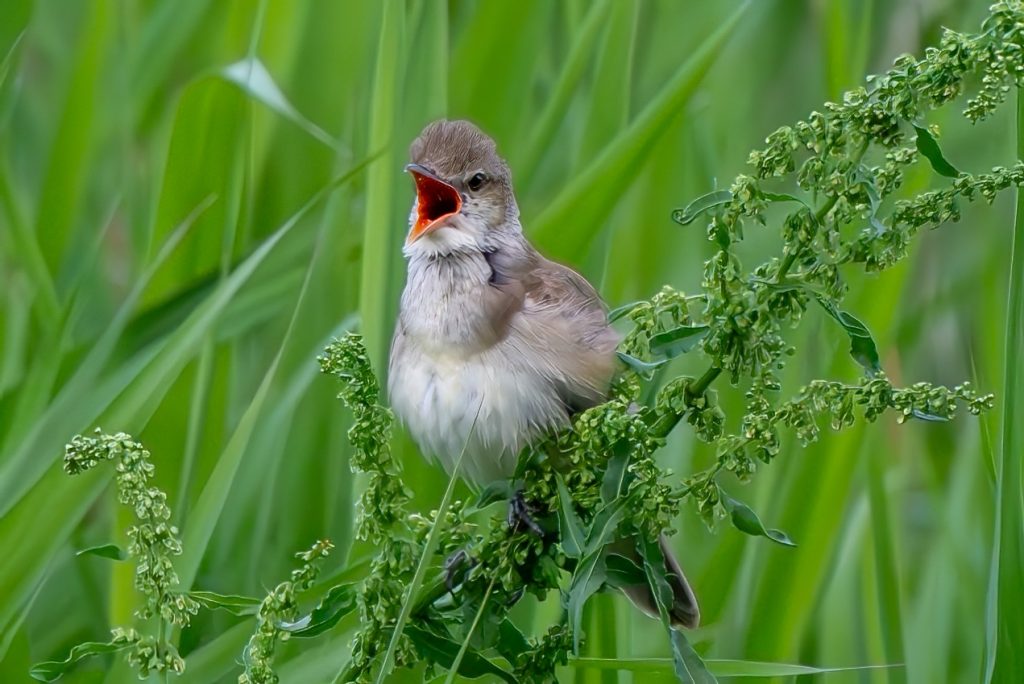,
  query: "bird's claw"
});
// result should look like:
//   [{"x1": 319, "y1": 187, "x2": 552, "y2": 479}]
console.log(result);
[{"x1": 507, "y1": 490, "x2": 544, "y2": 536}]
